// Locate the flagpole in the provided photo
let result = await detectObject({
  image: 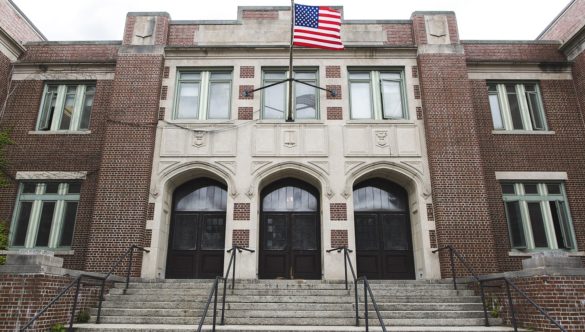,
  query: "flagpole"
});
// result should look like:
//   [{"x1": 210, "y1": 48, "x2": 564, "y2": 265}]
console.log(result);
[{"x1": 286, "y1": 0, "x2": 295, "y2": 122}]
